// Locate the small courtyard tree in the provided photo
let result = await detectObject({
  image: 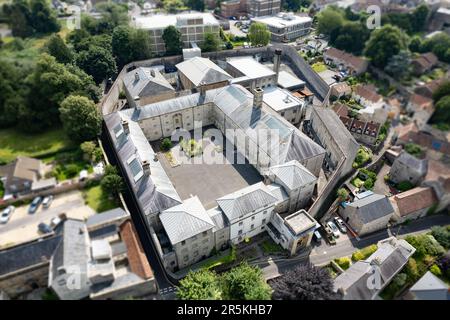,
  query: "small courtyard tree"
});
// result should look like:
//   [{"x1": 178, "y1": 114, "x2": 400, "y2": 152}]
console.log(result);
[
  {"x1": 248, "y1": 22, "x2": 270, "y2": 46},
  {"x1": 162, "y1": 25, "x2": 183, "y2": 55}
]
